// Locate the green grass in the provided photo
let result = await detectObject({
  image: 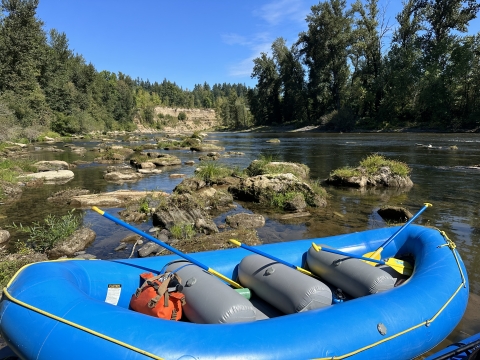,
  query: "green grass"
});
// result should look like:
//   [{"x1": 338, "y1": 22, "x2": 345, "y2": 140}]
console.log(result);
[
  {"x1": 330, "y1": 166, "x2": 360, "y2": 178},
  {"x1": 359, "y1": 154, "x2": 410, "y2": 176},
  {"x1": 170, "y1": 222, "x2": 196, "y2": 240},
  {"x1": 9, "y1": 210, "x2": 83, "y2": 253},
  {"x1": 129, "y1": 153, "x2": 150, "y2": 163},
  {"x1": 330, "y1": 154, "x2": 411, "y2": 178},
  {"x1": 157, "y1": 140, "x2": 182, "y2": 149},
  {"x1": 246, "y1": 153, "x2": 279, "y2": 176},
  {"x1": 179, "y1": 137, "x2": 200, "y2": 148},
  {"x1": 309, "y1": 179, "x2": 328, "y2": 199},
  {"x1": 270, "y1": 191, "x2": 301, "y2": 208},
  {"x1": 0, "y1": 157, "x2": 37, "y2": 183},
  {"x1": 246, "y1": 153, "x2": 310, "y2": 179},
  {"x1": 37, "y1": 131, "x2": 61, "y2": 141},
  {"x1": 194, "y1": 161, "x2": 233, "y2": 183}
]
